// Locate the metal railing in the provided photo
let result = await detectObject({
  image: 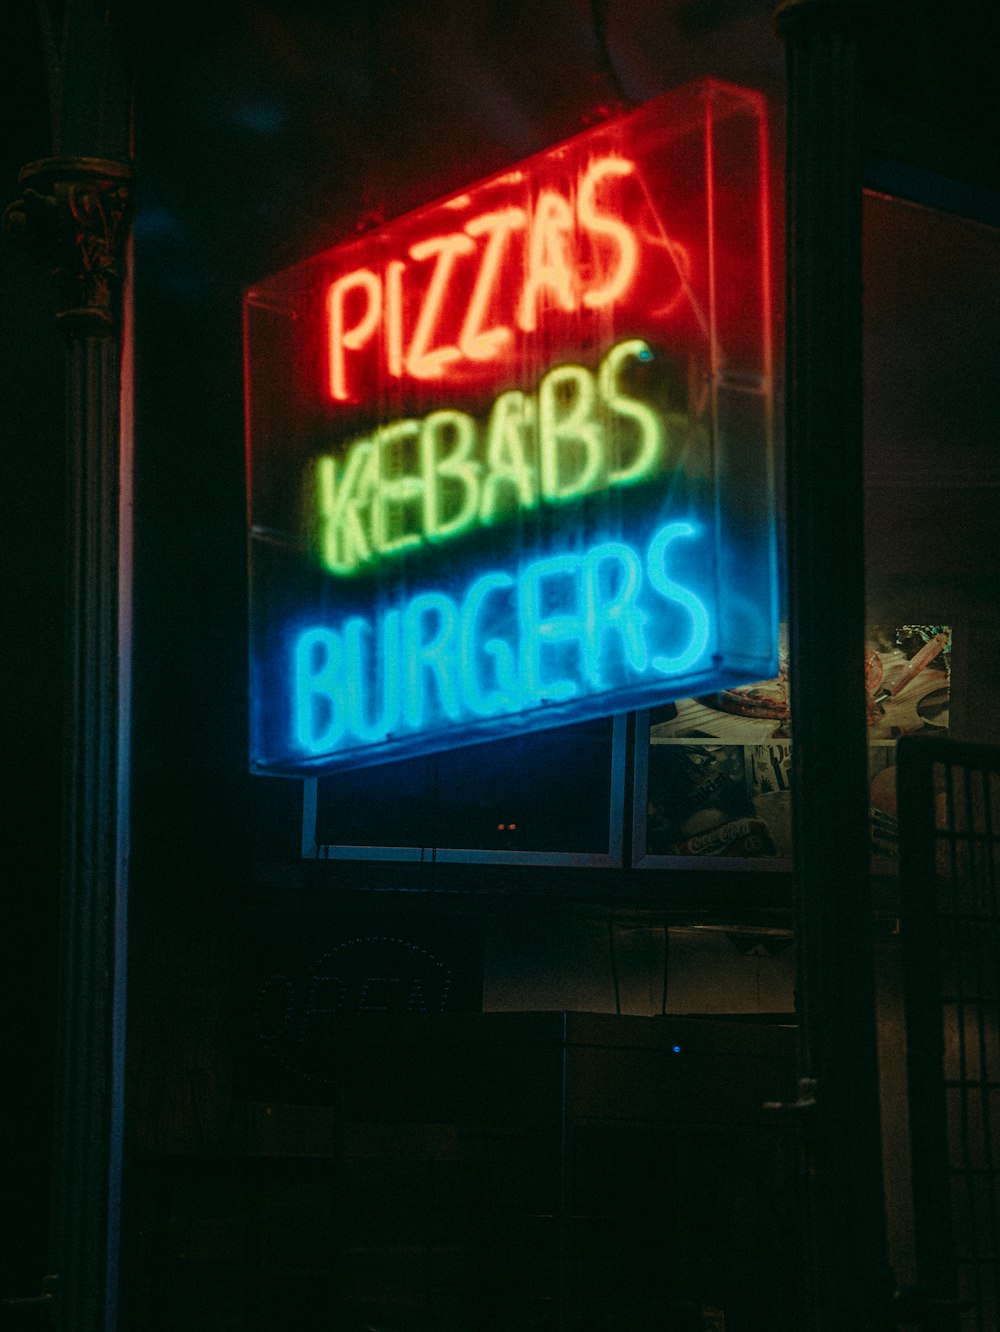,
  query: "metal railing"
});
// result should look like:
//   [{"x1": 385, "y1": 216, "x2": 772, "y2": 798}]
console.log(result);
[{"x1": 898, "y1": 736, "x2": 1000, "y2": 1330}]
